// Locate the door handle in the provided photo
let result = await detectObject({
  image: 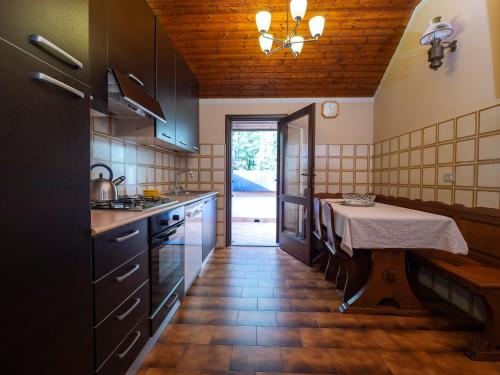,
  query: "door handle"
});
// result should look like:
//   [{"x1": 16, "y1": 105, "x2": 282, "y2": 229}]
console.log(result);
[
  {"x1": 115, "y1": 264, "x2": 140, "y2": 282},
  {"x1": 32, "y1": 73, "x2": 84, "y2": 98},
  {"x1": 29, "y1": 35, "x2": 83, "y2": 69},
  {"x1": 127, "y1": 73, "x2": 144, "y2": 87}
]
